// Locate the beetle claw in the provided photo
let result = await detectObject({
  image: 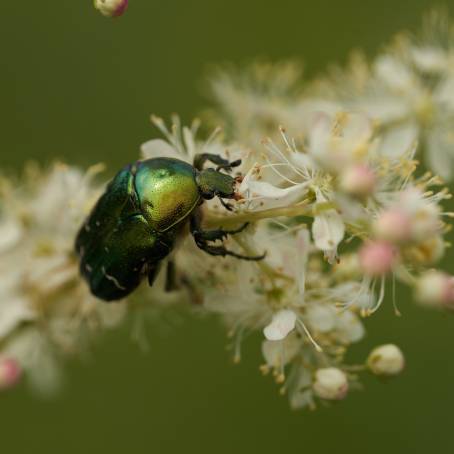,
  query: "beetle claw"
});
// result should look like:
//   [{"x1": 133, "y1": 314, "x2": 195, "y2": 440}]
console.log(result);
[{"x1": 219, "y1": 197, "x2": 234, "y2": 211}]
